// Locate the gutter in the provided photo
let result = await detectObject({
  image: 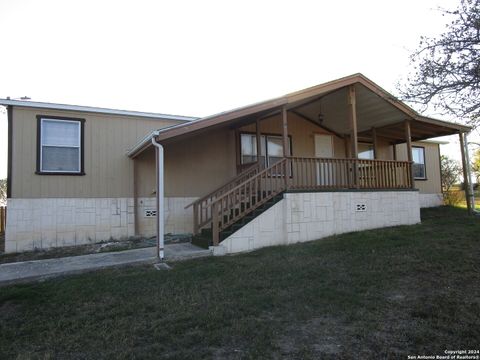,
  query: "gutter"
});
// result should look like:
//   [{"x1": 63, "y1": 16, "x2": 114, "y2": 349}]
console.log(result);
[{"x1": 127, "y1": 130, "x2": 158, "y2": 158}]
